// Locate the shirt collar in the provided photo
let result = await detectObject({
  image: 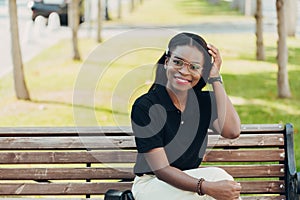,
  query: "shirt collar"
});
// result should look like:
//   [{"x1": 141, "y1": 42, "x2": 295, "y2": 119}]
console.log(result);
[
  {"x1": 152, "y1": 84, "x2": 197, "y2": 112},
  {"x1": 151, "y1": 84, "x2": 176, "y2": 111}
]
